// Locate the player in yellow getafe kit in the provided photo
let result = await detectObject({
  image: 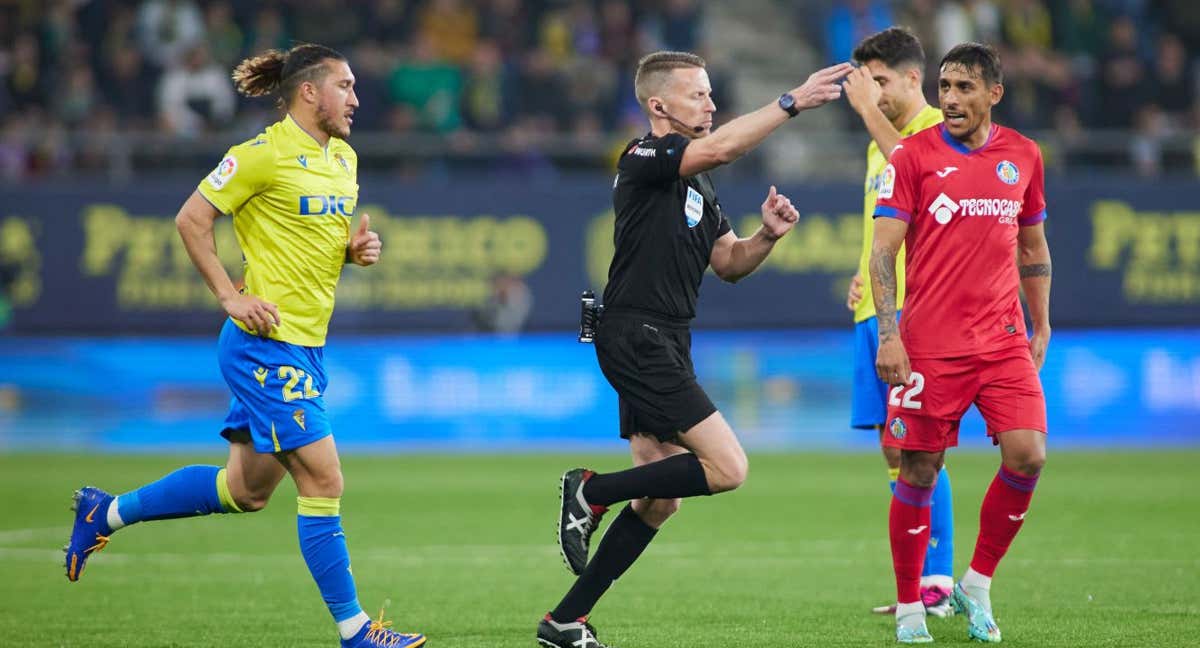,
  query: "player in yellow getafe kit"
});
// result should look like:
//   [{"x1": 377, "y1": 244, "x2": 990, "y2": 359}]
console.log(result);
[
  {"x1": 63, "y1": 44, "x2": 425, "y2": 648},
  {"x1": 841, "y1": 28, "x2": 955, "y2": 628}
]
